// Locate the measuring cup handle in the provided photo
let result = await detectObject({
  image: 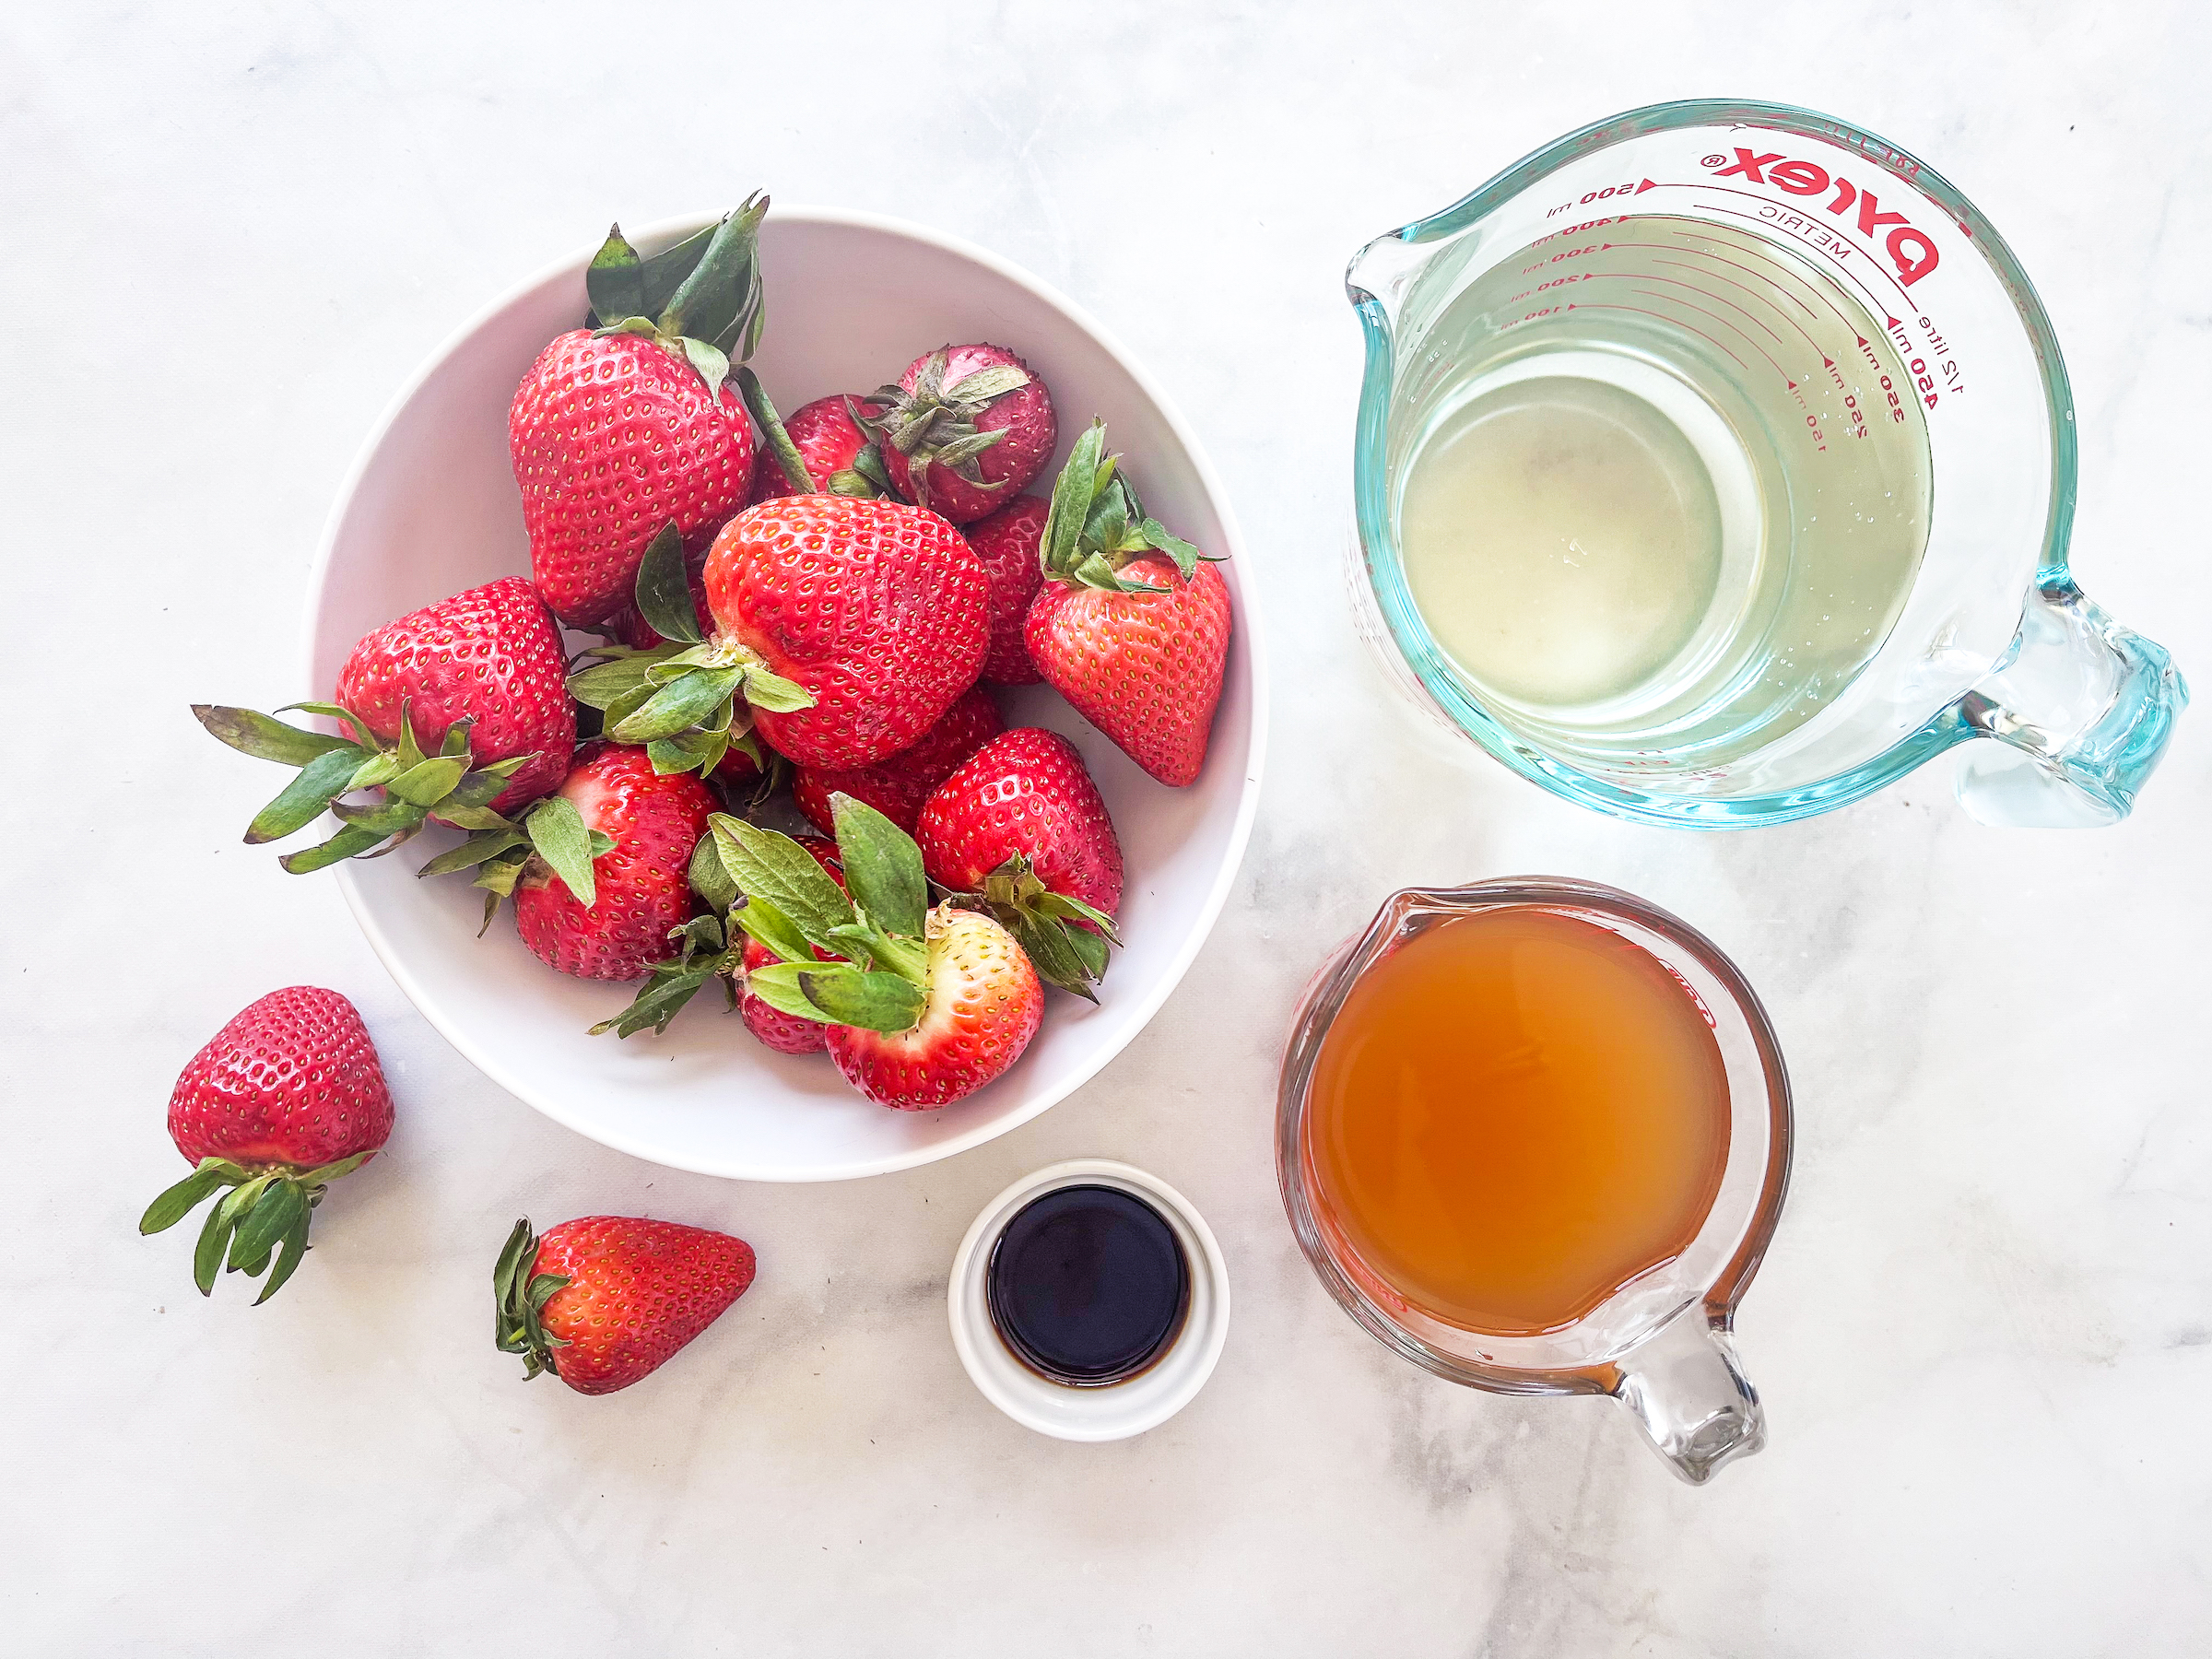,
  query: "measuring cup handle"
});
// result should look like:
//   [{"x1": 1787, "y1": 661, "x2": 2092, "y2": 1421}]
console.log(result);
[
  {"x1": 1953, "y1": 577, "x2": 2188, "y2": 827},
  {"x1": 1608, "y1": 1304, "x2": 1765, "y2": 1485}
]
